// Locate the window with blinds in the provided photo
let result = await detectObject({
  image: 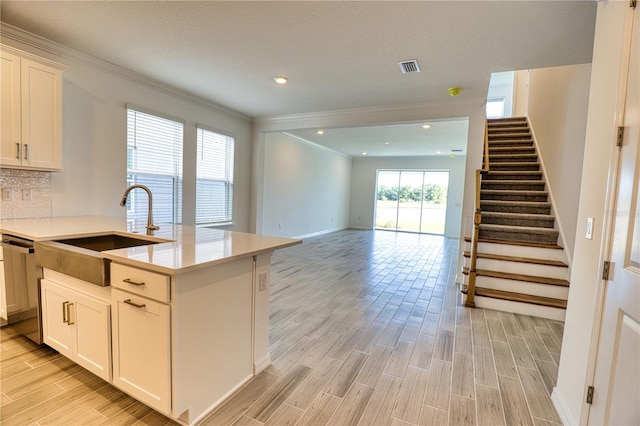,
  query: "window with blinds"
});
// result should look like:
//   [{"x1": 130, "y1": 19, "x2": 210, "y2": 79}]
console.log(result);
[
  {"x1": 126, "y1": 108, "x2": 183, "y2": 231},
  {"x1": 196, "y1": 127, "x2": 234, "y2": 225}
]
